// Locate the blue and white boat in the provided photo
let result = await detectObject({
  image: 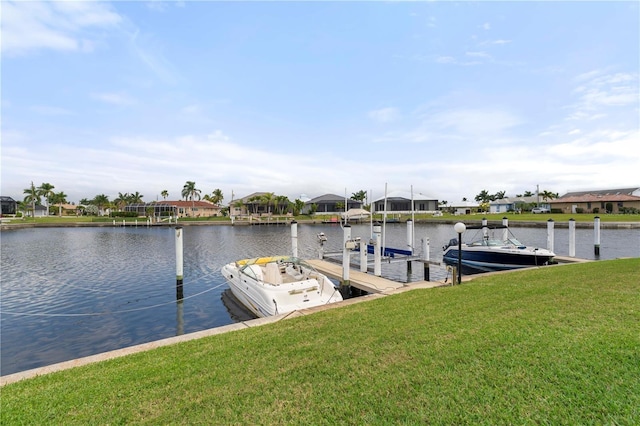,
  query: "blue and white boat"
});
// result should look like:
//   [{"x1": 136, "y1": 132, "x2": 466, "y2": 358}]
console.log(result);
[{"x1": 442, "y1": 226, "x2": 556, "y2": 275}]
